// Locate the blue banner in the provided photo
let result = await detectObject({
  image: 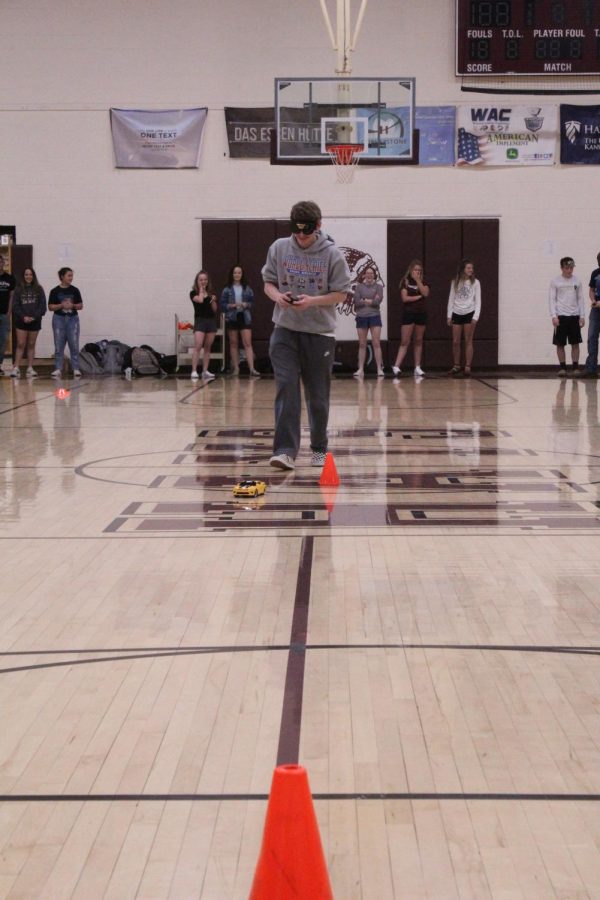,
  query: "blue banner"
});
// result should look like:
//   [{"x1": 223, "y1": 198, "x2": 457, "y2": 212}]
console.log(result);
[
  {"x1": 560, "y1": 104, "x2": 600, "y2": 164},
  {"x1": 416, "y1": 106, "x2": 455, "y2": 166}
]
